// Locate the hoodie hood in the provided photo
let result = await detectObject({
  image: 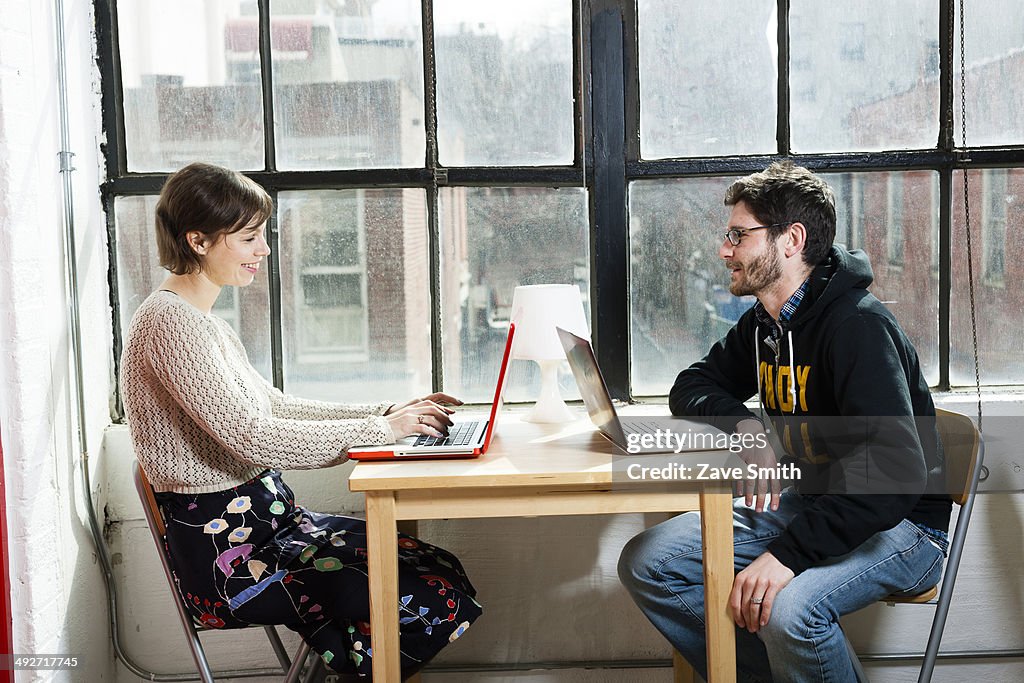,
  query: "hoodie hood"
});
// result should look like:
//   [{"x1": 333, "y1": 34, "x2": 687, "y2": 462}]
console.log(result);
[{"x1": 790, "y1": 245, "x2": 874, "y2": 330}]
